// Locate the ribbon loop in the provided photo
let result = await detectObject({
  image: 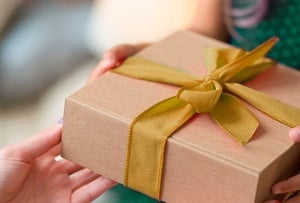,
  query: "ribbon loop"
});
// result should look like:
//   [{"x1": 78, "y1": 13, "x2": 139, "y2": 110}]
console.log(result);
[
  {"x1": 213, "y1": 37, "x2": 279, "y2": 82},
  {"x1": 109, "y1": 36, "x2": 297, "y2": 200},
  {"x1": 210, "y1": 93, "x2": 259, "y2": 144}
]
